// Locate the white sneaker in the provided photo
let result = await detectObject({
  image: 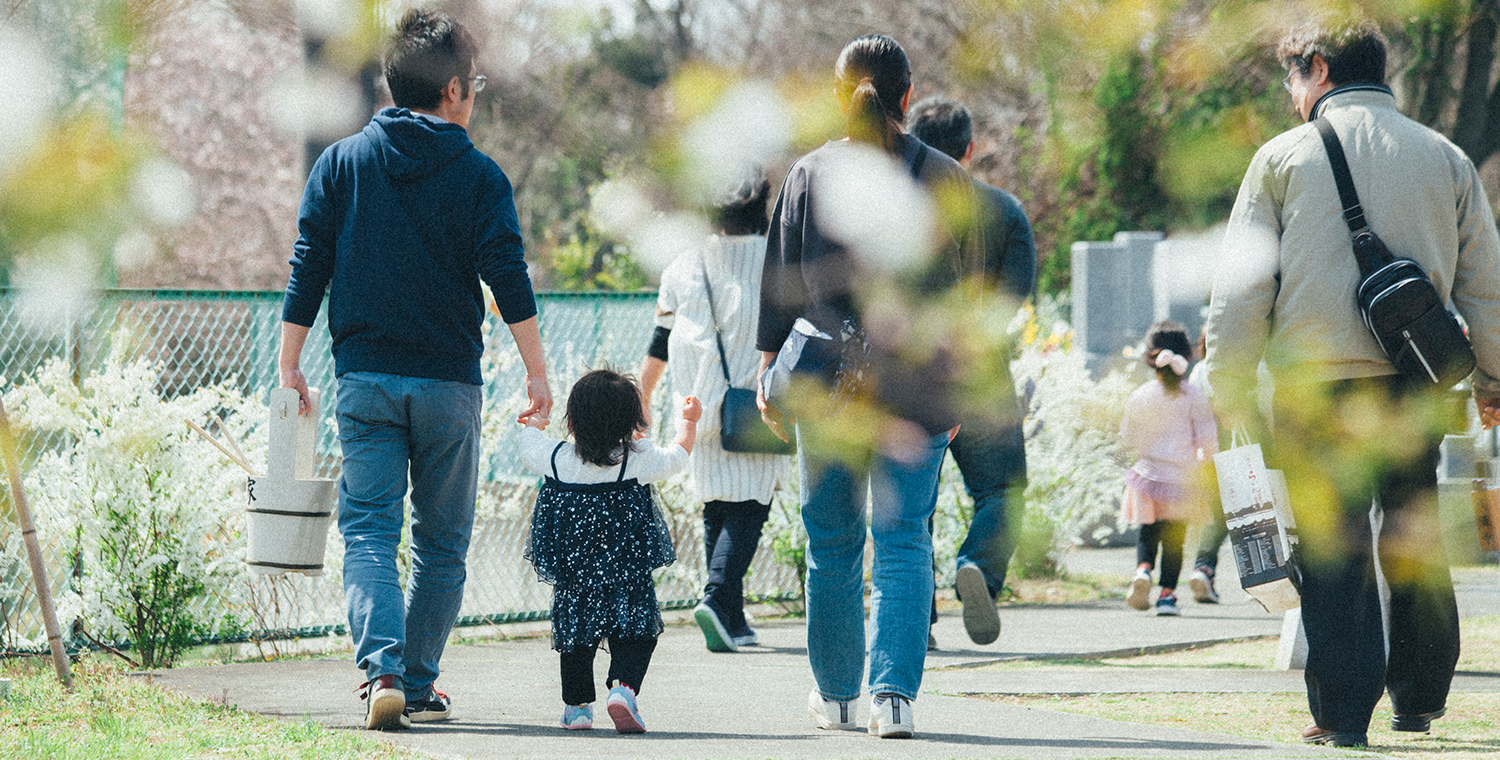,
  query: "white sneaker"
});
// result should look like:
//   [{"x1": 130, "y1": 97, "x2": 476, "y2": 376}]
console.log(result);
[
  {"x1": 1127, "y1": 568, "x2": 1152, "y2": 611},
  {"x1": 807, "y1": 689, "x2": 857, "y2": 730},
  {"x1": 867, "y1": 693, "x2": 914, "y2": 738},
  {"x1": 1189, "y1": 567, "x2": 1220, "y2": 604}
]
